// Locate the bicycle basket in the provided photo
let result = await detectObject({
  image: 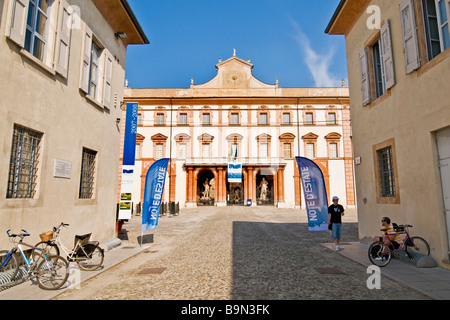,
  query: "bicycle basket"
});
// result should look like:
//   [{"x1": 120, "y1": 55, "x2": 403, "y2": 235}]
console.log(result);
[
  {"x1": 74, "y1": 233, "x2": 92, "y2": 247},
  {"x1": 39, "y1": 231, "x2": 54, "y2": 242}
]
